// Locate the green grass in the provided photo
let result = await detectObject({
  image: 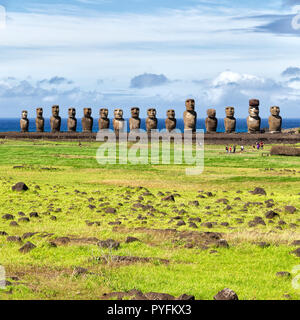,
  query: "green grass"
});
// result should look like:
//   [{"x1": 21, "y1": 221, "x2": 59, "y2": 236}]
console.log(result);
[{"x1": 0, "y1": 139, "x2": 299, "y2": 300}]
